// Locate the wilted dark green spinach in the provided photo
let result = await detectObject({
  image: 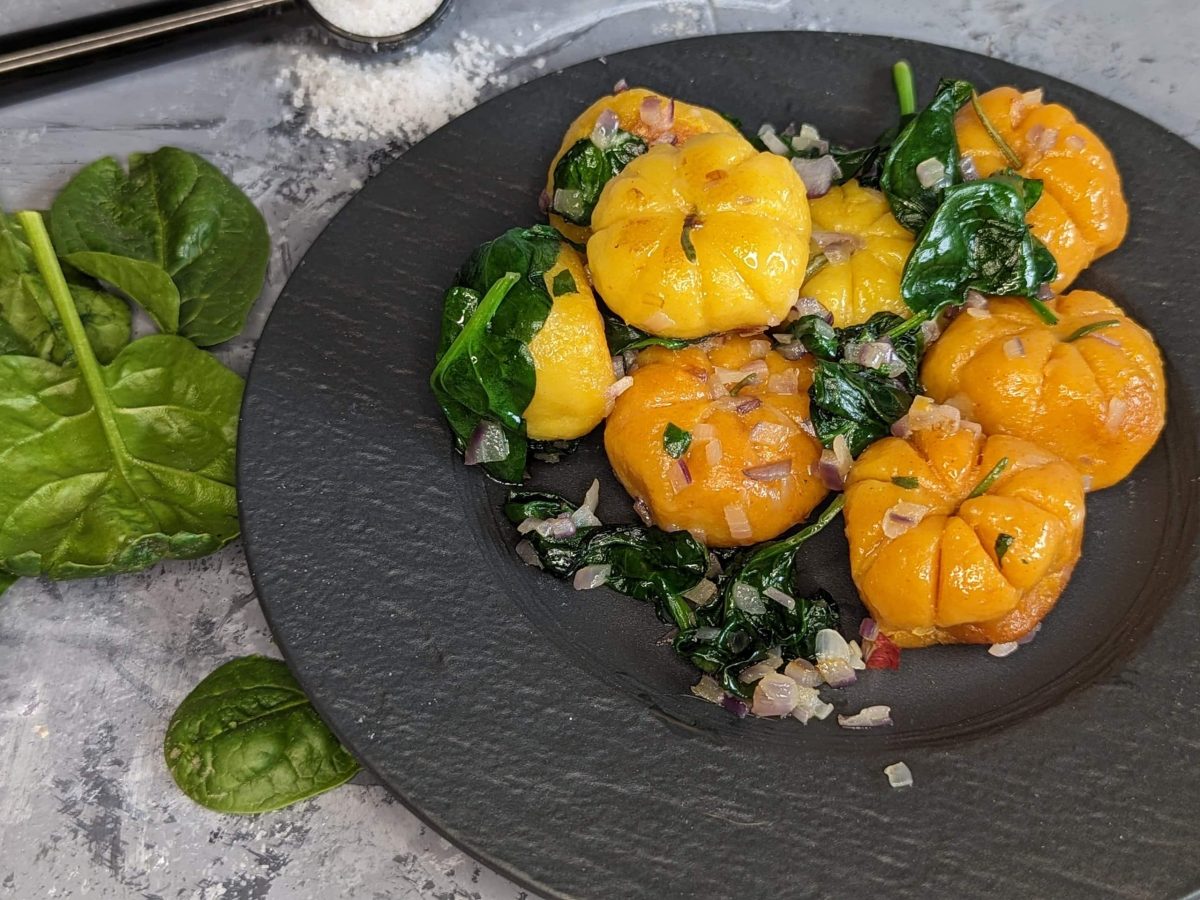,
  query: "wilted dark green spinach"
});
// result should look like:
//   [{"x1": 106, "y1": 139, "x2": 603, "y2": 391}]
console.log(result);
[
  {"x1": 505, "y1": 488, "x2": 708, "y2": 629},
  {"x1": 674, "y1": 497, "x2": 845, "y2": 698},
  {"x1": 881, "y1": 78, "x2": 974, "y2": 231},
  {"x1": 50, "y1": 147, "x2": 270, "y2": 347},
  {"x1": 900, "y1": 176, "x2": 1058, "y2": 322},
  {"x1": 431, "y1": 226, "x2": 563, "y2": 483},
  {"x1": 787, "y1": 312, "x2": 924, "y2": 456},
  {"x1": 0, "y1": 212, "x2": 242, "y2": 586},
  {"x1": 164, "y1": 656, "x2": 360, "y2": 814},
  {"x1": 551, "y1": 129, "x2": 647, "y2": 226},
  {"x1": 604, "y1": 311, "x2": 695, "y2": 354}
]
